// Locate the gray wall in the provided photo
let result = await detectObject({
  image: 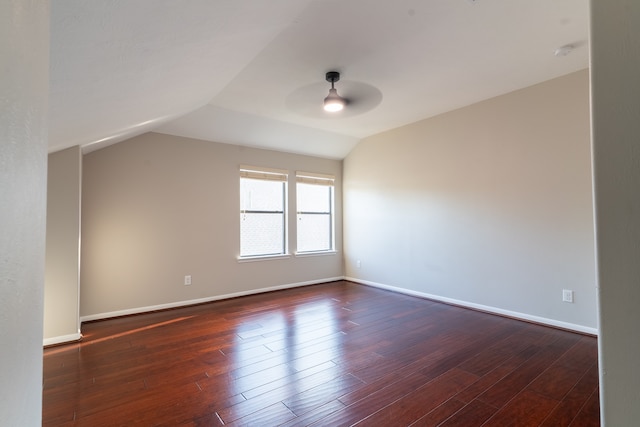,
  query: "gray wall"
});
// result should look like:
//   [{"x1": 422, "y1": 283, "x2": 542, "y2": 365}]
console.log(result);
[
  {"x1": 81, "y1": 133, "x2": 343, "y2": 319},
  {"x1": 45, "y1": 146, "x2": 82, "y2": 345},
  {"x1": 343, "y1": 70, "x2": 597, "y2": 333},
  {"x1": 591, "y1": 0, "x2": 640, "y2": 424},
  {"x1": 0, "y1": 1, "x2": 49, "y2": 425}
]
